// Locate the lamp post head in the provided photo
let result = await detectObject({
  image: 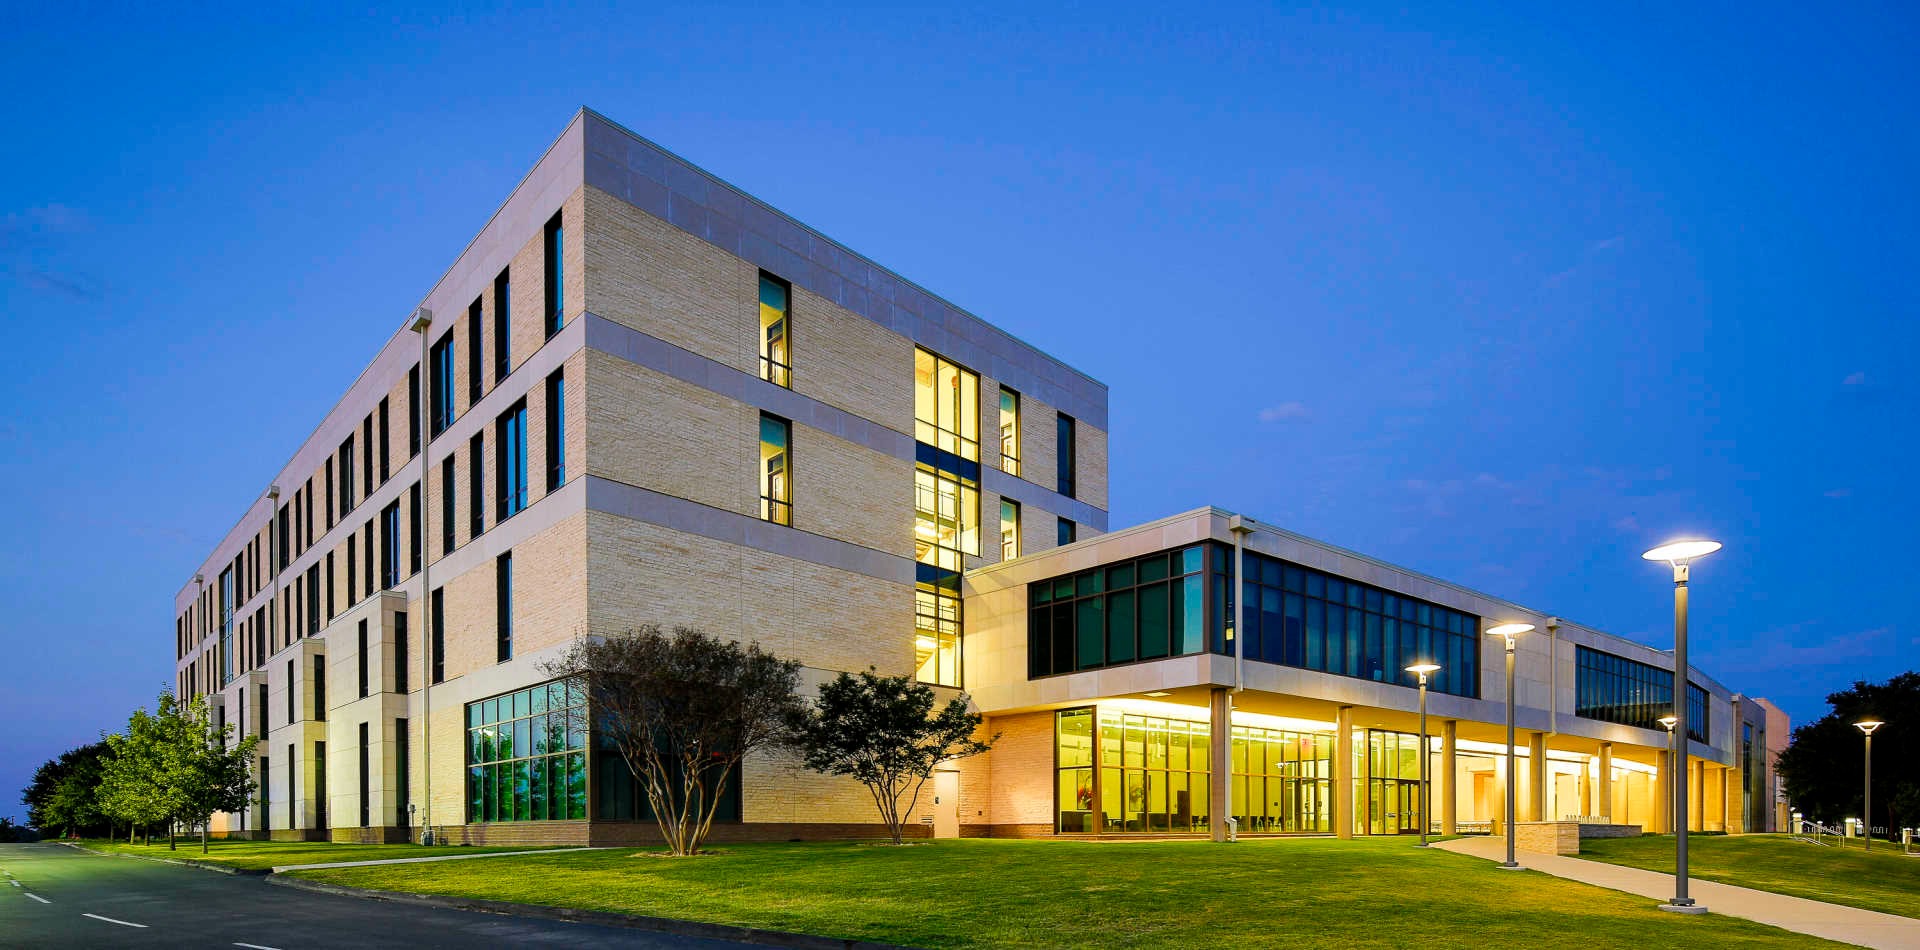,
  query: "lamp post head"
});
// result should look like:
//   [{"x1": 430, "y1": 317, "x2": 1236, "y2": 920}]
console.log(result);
[
  {"x1": 267, "y1": 483, "x2": 280, "y2": 501},
  {"x1": 1486, "y1": 622, "x2": 1534, "y2": 650},
  {"x1": 1643, "y1": 539, "x2": 1721, "y2": 582},
  {"x1": 1658, "y1": 715, "x2": 1677, "y2": 732},
  {"x1": 1855, "y1": 720, "x2": 1884, "y2": 737},
  {"x1": 1405, "y1": 662, "x2": 1440, "y2": 686},
  {"x1": 409, "y1": 307, "x2": 433, "y2": 333}
]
